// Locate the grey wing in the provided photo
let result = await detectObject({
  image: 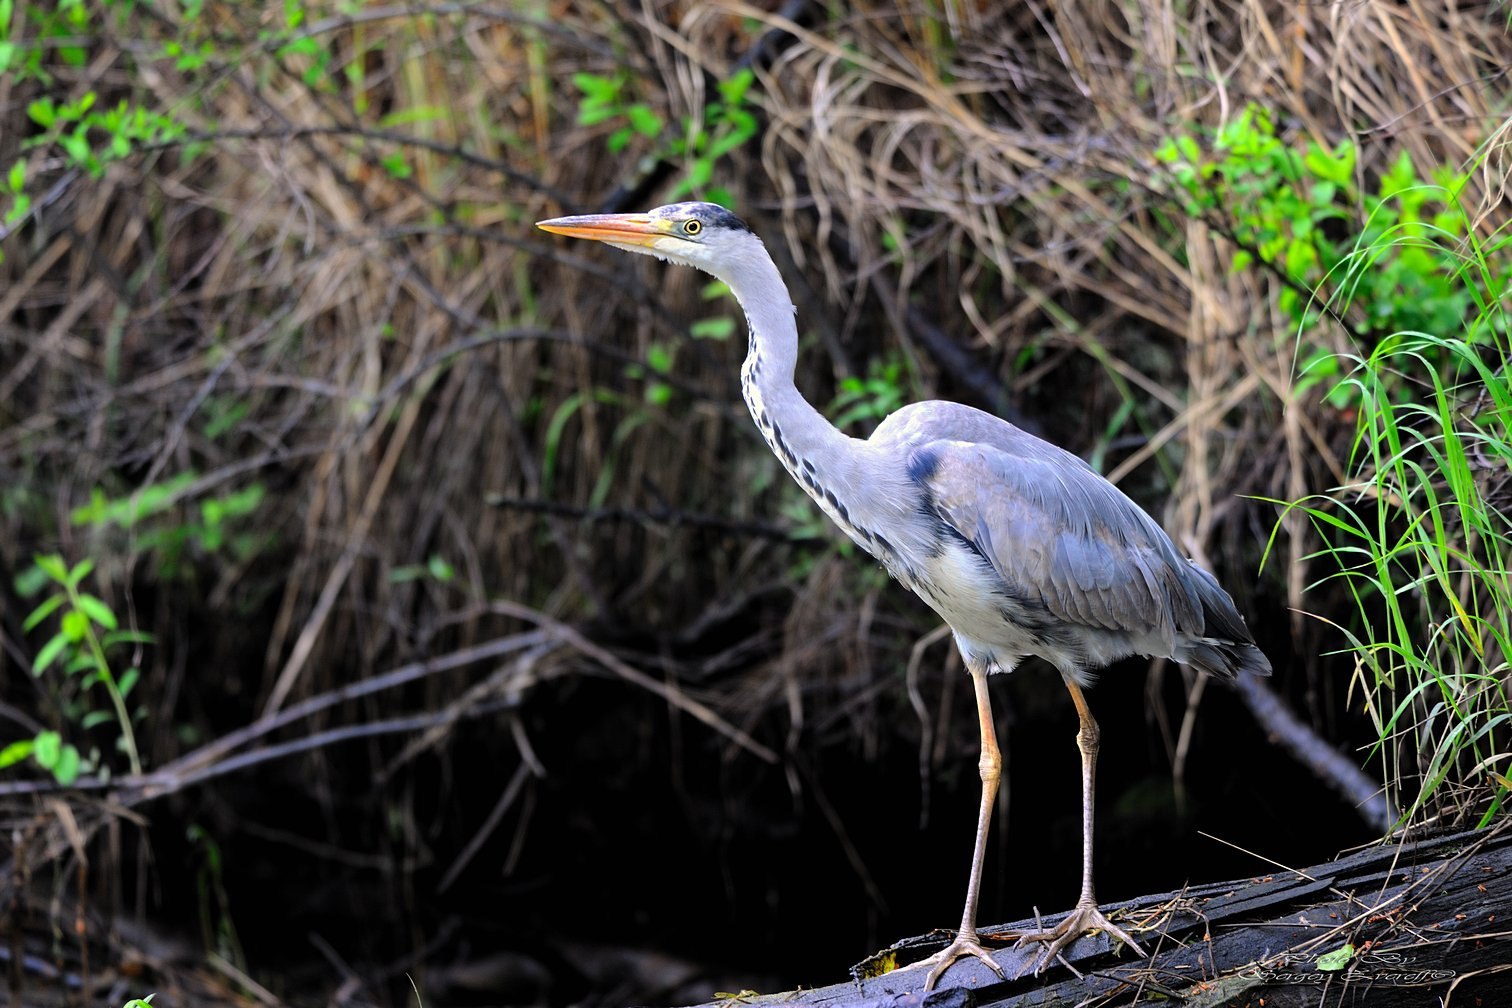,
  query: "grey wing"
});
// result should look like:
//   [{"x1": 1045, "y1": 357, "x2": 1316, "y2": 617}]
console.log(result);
[{"x1": 915, "y1": 436, "x2": 1208, "y2": 651}]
